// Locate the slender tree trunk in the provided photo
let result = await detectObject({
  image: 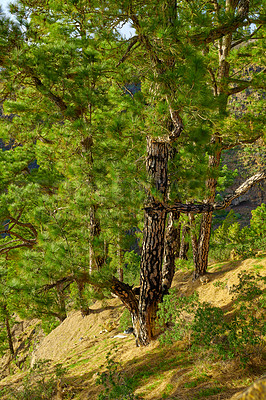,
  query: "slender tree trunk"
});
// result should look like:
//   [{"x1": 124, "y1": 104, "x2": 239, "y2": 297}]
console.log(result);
[
  {"x1": 117, "y1": 234, "x2": 123, "y2": 282},
  {"x1": 56, "y1": 283, "x2": 67, "y2": 322},
  {"x1": 191, "y1": 212, "x2": 214, "y2": 278},
  {"x1": 191, "y1": 16, "x2": 232, "y2": 278},
  {"x1": 189, "y1": 213, "x2": 199, "y2": 270},
  {"x1": 76, "y1": 279, "x2": 91, "y2": 316},
  {"x1": 89, "y1": 204, "x2": 103, "y2": 273},
  {"x1": 179, "y1": 223, "x2": 190, "y2": 260},
  {"x1": 191, "y1": 138, "x2": 222, "y2": 278},
  {"x1": 162, "y1": 211, "x2": 180, "y2": 295},
  {"x1": 3, "y1": 304, "x2": 15, "y2": 357}
]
